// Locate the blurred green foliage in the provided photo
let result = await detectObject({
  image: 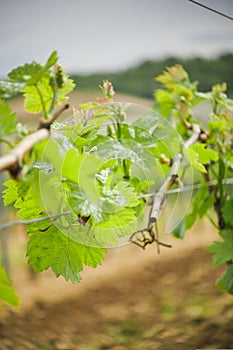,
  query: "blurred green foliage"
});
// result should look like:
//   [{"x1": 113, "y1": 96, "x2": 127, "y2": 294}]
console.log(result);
[{"x1": 71, "y1": 53, "x2": 233, "y2": 98}]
